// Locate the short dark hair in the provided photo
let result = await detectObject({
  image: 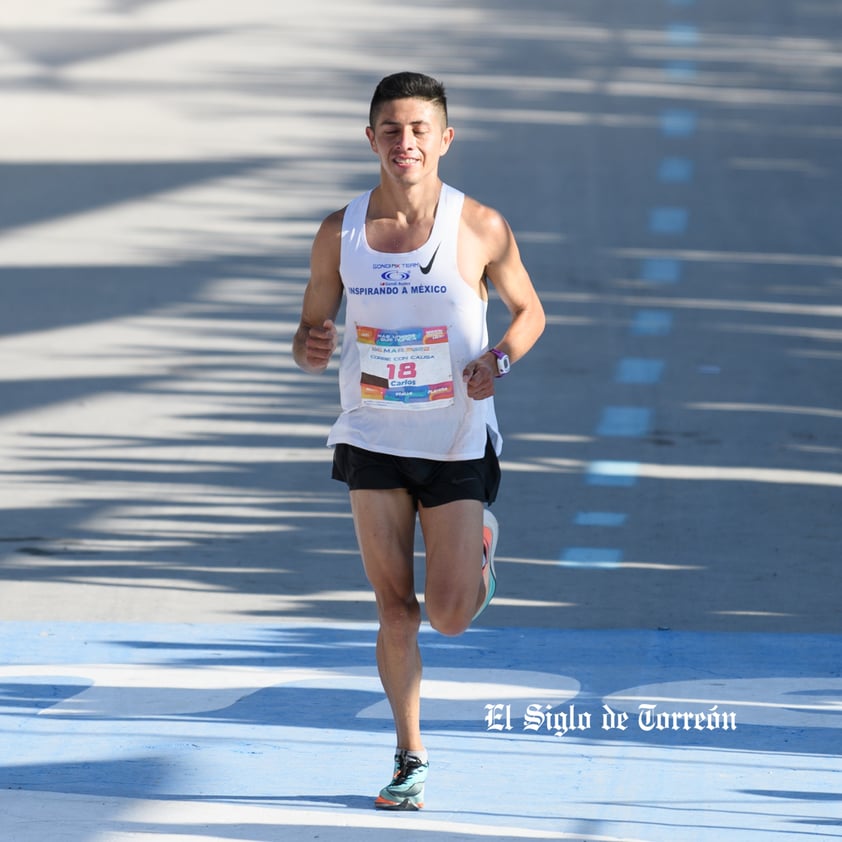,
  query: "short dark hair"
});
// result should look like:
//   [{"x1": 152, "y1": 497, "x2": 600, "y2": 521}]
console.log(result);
[{"x1": 369, "y1": 72, "x2": 448, "y2": 128}]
